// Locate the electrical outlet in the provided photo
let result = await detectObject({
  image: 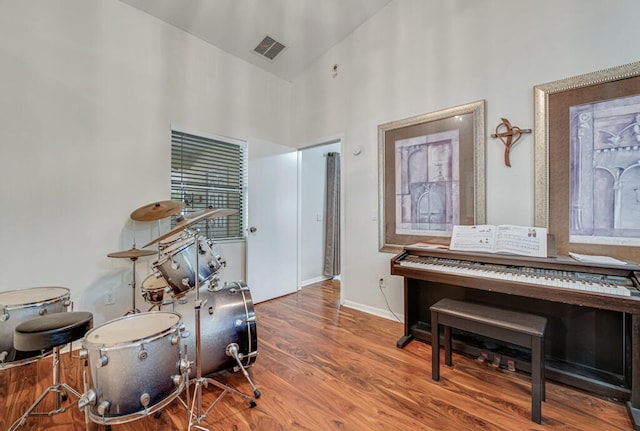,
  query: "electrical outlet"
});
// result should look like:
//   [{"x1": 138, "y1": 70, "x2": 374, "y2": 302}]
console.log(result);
[
  {"x1": 378, "y1": 275, "x2": 386, "y2": 288},
  {"x1": 105, "y1": 289, "x2": 115, "y2": 305}
]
